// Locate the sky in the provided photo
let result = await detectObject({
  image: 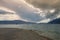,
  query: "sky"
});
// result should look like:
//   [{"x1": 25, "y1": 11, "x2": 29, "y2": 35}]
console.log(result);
[{"x1": 0, "y1": 0, "x2": 60, "y2": 23}]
